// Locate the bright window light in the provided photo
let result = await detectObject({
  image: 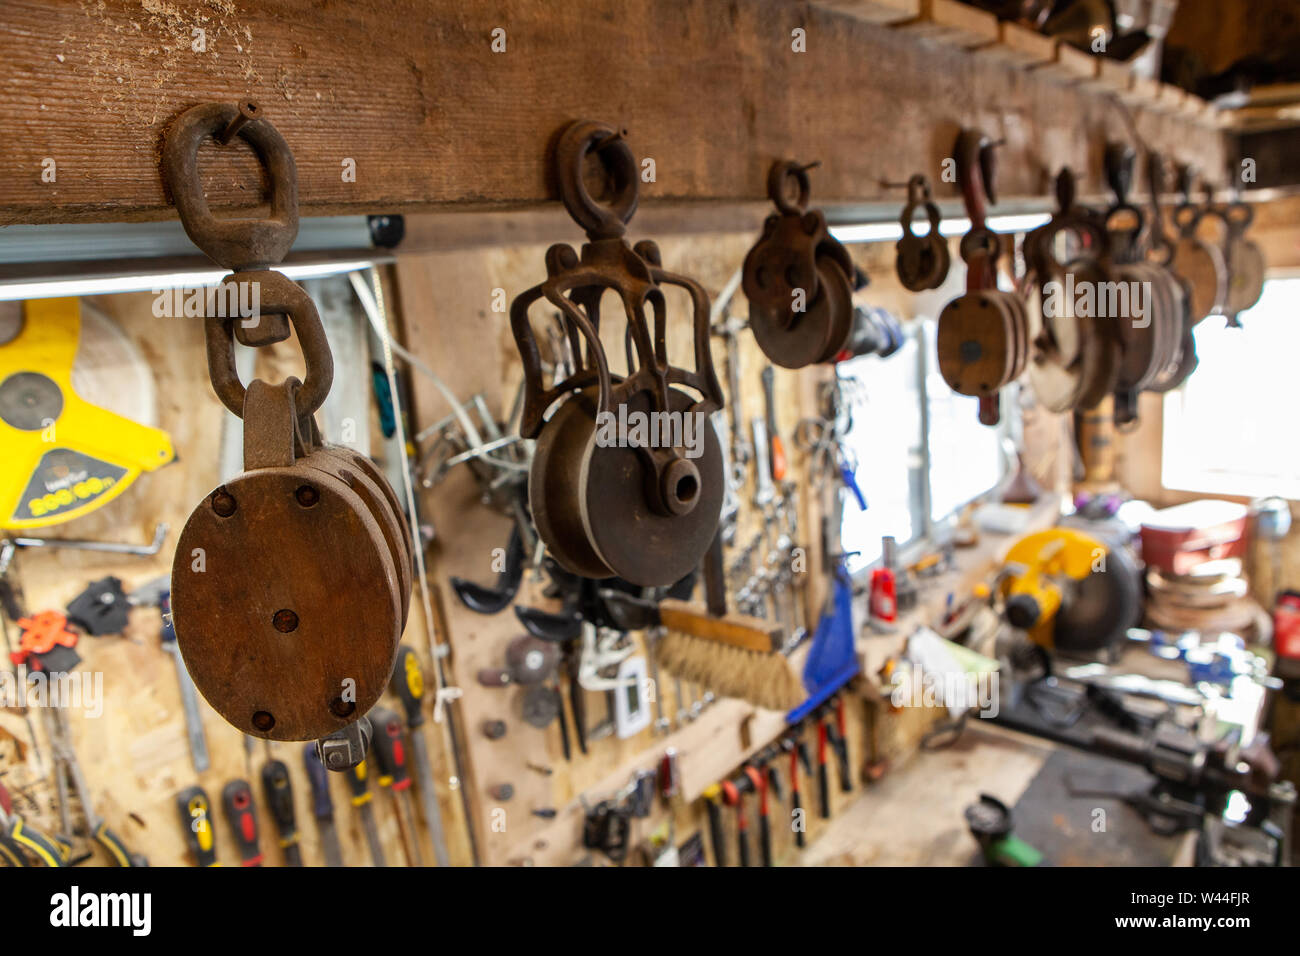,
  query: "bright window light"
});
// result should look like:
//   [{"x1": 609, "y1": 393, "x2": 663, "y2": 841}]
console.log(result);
[
  {"x1": 1163, "y1": 278, "x2": 1300, "y2": 499},
  {"x1": 0, "y1": 260, "x2": 377, "y2": 302}
]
